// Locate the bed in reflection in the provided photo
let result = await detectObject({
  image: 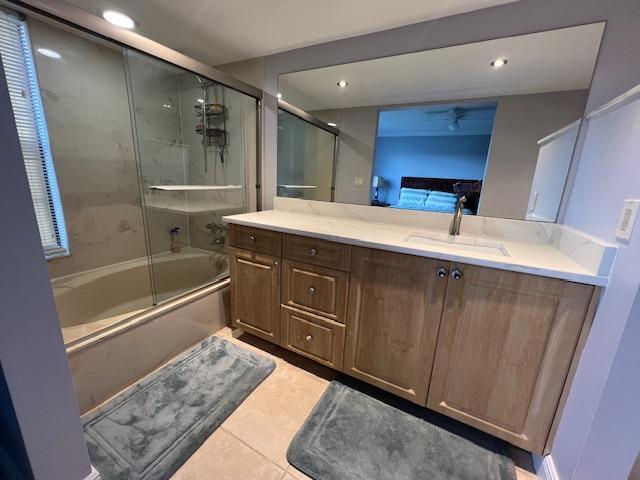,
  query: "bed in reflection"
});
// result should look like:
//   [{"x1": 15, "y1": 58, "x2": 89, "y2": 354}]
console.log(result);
[{"x1": 391, "y1": 177, "x2": 481, "y2": 214}]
